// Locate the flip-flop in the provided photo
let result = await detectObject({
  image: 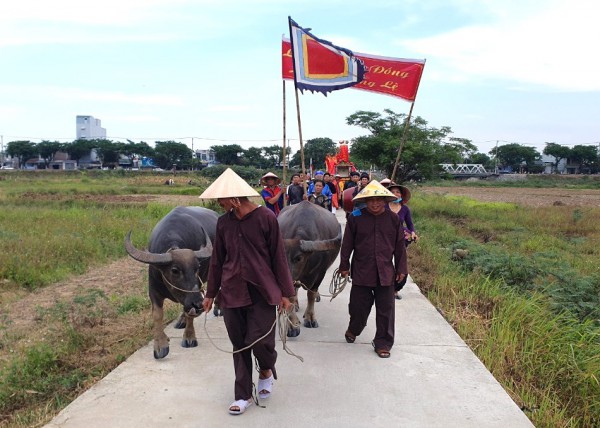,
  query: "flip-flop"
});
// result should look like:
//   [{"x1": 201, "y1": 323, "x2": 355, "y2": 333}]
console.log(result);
[
  {"x1": 258, "y1": 375, "x2": 274, "y2": 399},
  {"x1": 345, "y1": 330, "x2": 356, "y2": 343},
  {"x1": 229, "y1": 399, "x2": 253, "y2": 415}
]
